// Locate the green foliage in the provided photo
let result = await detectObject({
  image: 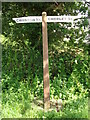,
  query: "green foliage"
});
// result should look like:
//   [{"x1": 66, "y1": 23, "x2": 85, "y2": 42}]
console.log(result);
[
  {"x1": 1, "y1": 86, "x2": 88, "y2": 118},
  {"x1": 1, "y1": 2, "x2": 89, "y2": 119}
]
